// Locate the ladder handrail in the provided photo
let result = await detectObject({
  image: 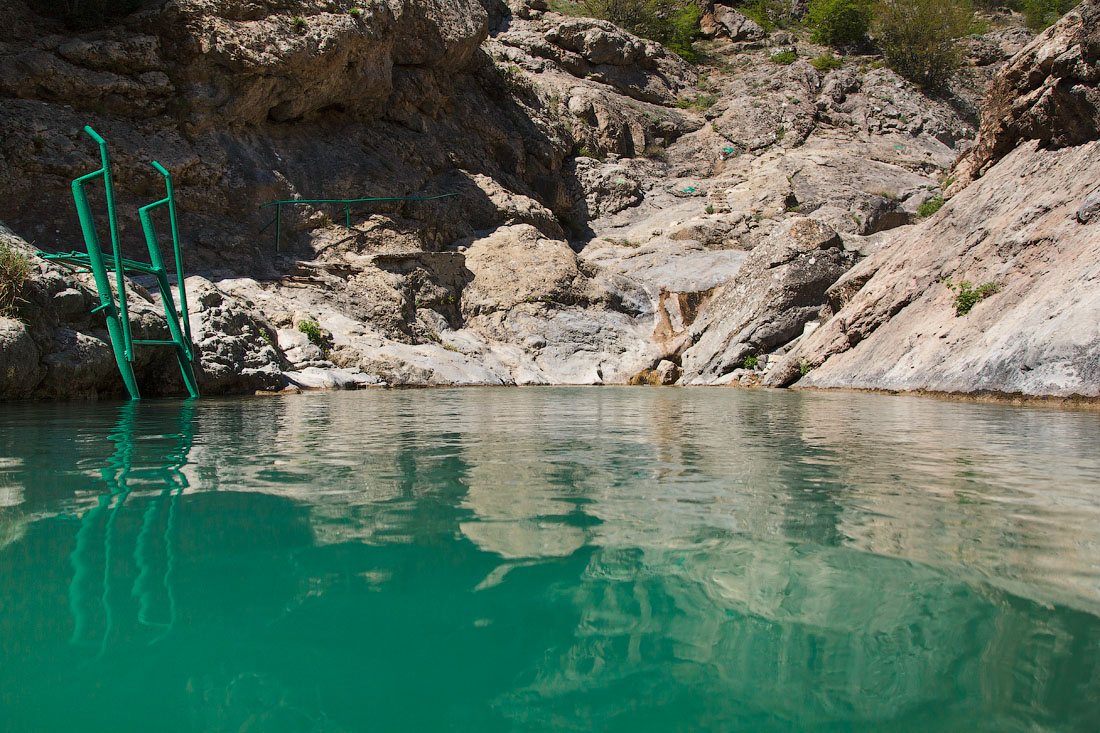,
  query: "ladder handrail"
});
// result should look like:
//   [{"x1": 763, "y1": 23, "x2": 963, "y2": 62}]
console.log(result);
[
  {"x1": 151, "y1": 160, "x2": 193, "y2": 350},
  {"x1": 85, "y1": 126, "x2": 134, "y2": 361},
  {"x1": 138, "y1": 162, "x2": 200, "y2": 399},
  {"x1": 71, "y1": 127, "x2": 140, "y2": 398},
  {"x1": 258, "y1": 193, "x2": 460, "y2": 250}
]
